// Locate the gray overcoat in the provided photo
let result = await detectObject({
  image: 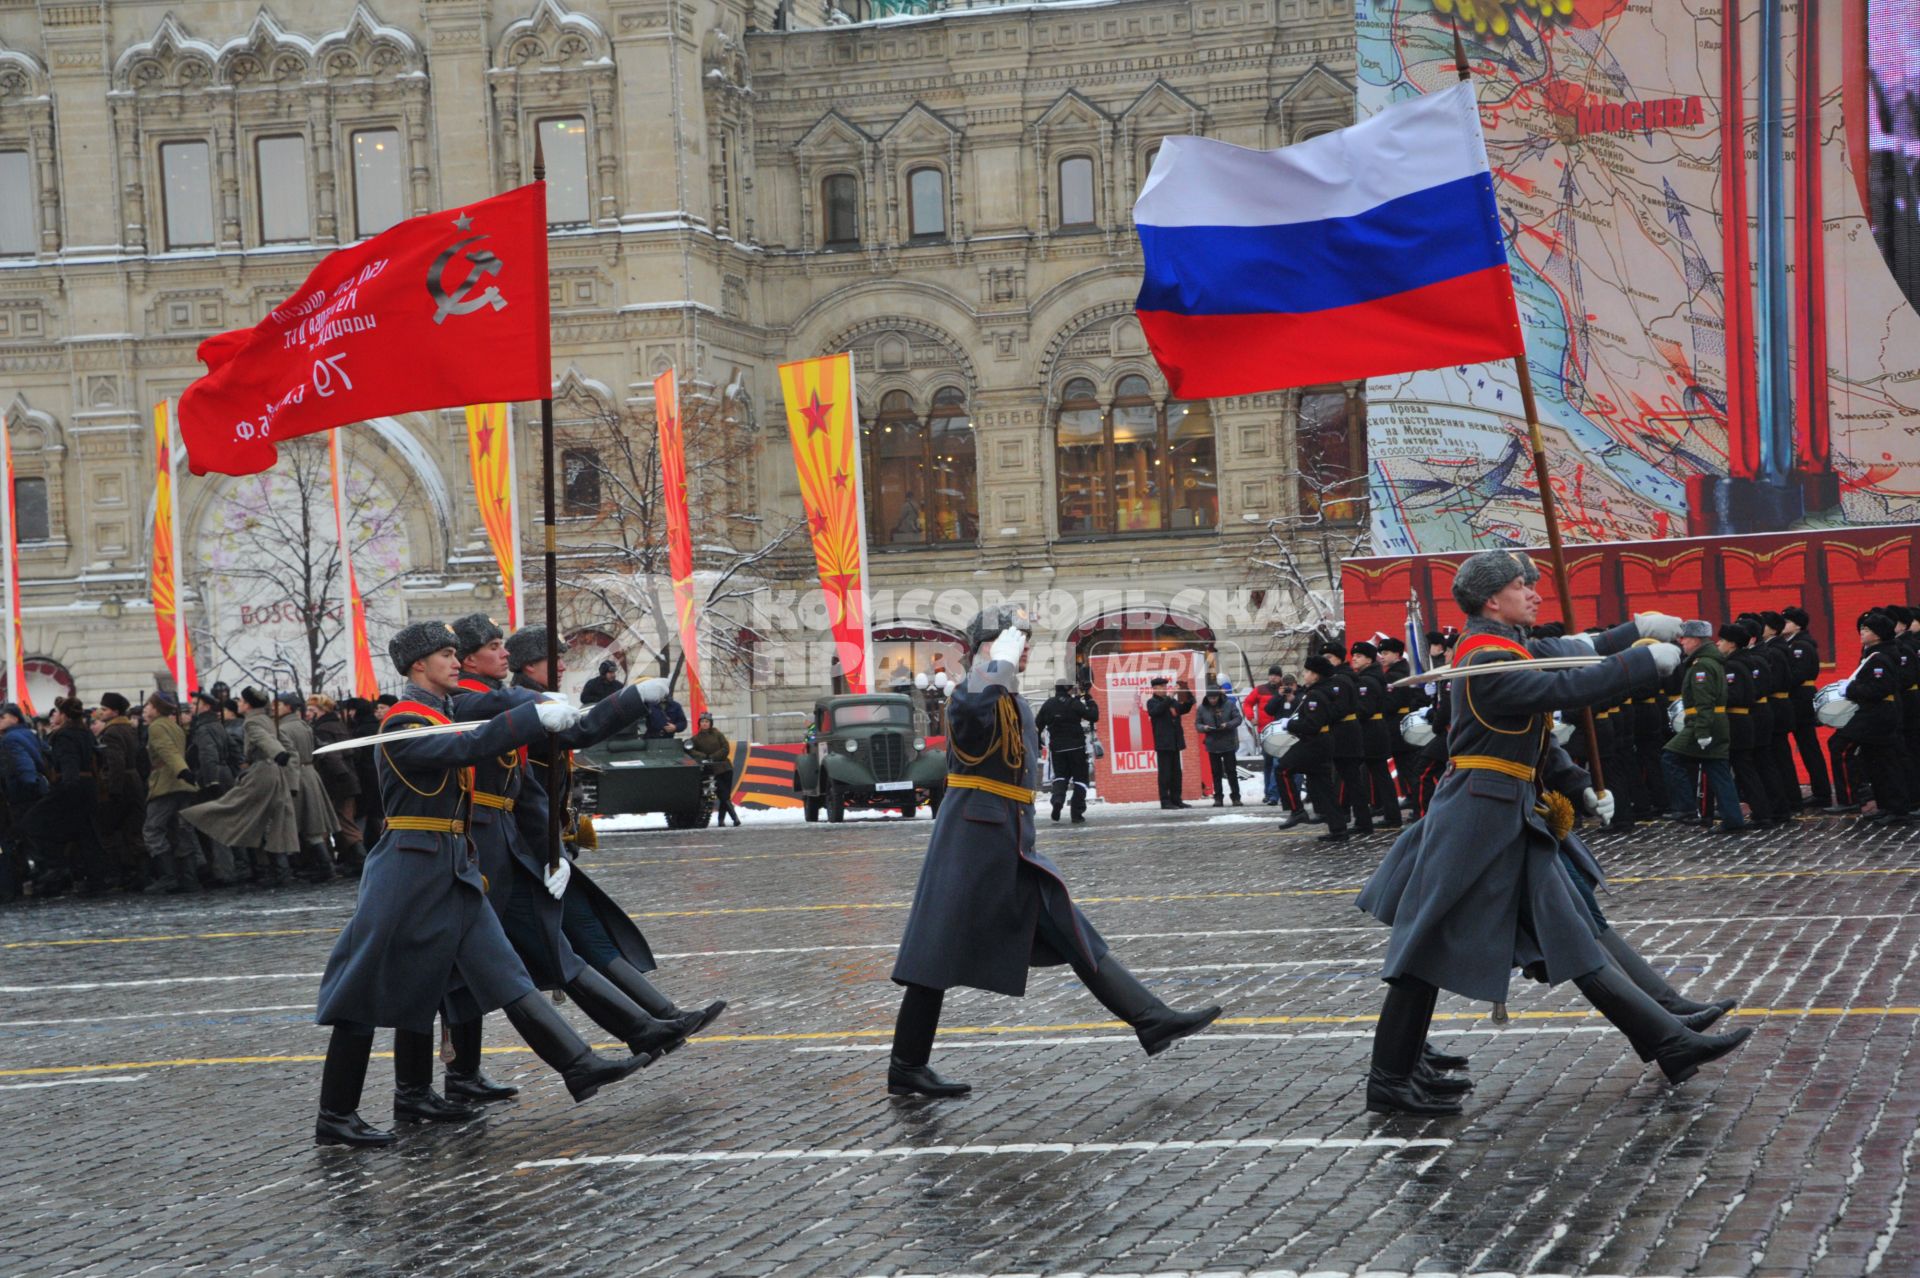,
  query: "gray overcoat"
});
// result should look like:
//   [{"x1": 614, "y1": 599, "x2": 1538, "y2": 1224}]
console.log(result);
[
  {"x1": 315, "y1": 689, "x2": 549, "y2": 1033},
  {"x1": 278, "y1": 715, "x2": 340, "y2": 841},
  {"x1": 181, "y1": 710, "x2": 298, "y2": 854},
  {"x1": 1356, "y1": 619, "x2": 1657, "y2": 1002},
  {"x1": 891, "y1": 657, "x2": 1111, "y2": 997}
]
